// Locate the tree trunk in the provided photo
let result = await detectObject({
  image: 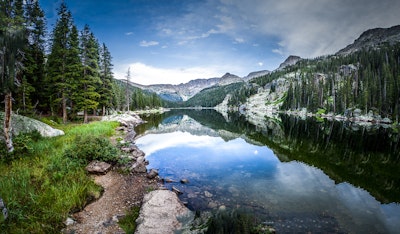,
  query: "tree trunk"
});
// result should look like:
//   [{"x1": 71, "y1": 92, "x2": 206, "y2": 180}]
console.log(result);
[
  {"x1": 84, "y1": 109, "x2": 88, "y2": 124},
  {"x1": 4, "y1": 93, "x2": 14, "y2": 153},
  {"x1": 102, "y1": 105, "x2": 106, "y2": 116},
  {"x1": 62, "y1": 93, "x2": 67, "y2": 124}
]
